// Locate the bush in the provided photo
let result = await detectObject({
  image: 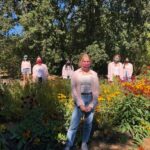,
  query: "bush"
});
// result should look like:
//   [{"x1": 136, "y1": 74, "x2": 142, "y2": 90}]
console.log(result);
[
  {"x1": 0, "y1": 79, "x2": 73, "y2": 149},
  {"x1": 112, "y1": 94, "x2": 150, "y2": 144}
]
